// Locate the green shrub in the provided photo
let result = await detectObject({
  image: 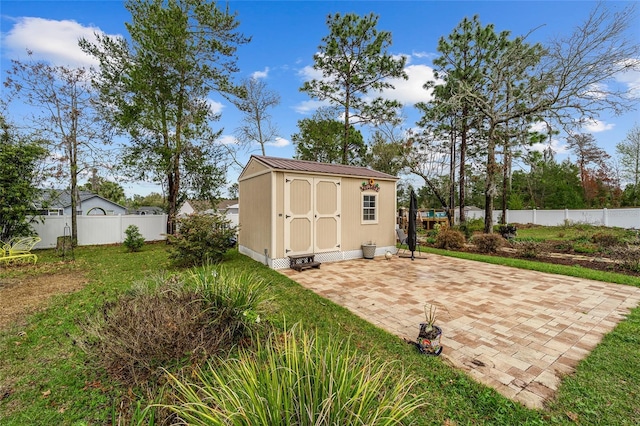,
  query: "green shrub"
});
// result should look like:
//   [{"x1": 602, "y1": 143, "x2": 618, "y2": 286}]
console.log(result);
[
  {"x1": 456, "y1": 217, "x2": 484, "y2": 239},
  {"x1": 591, "y1": 232, "x2": 622, "y2": 248},
  {"x1": 497, "y1": 224, "x2": 517, "y2": 239},
  {"x1": 156, "y1": 325, "x2": 425, "y2": 425},
  {"x1": 573, "y1": 242, "x2": 598, "y2": 254},
  {"x1": 515, "y1": 241, "x2": 543, "y2": 258},
  {"x1": 81, "y1": 266, "x2": 269, "y2": 387},
  {"x1": 168, "y1": 213, "x2": 237, "y2": 267},
  {"x1": 435, "y1": 229, "x2": 465, "y2": 250},
  {"x1": 123, "y1": 224, "x2": 145, "y2": 252},
  {"x1": 472, "y1": 233, "x2": 504, "y2": 253}
]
